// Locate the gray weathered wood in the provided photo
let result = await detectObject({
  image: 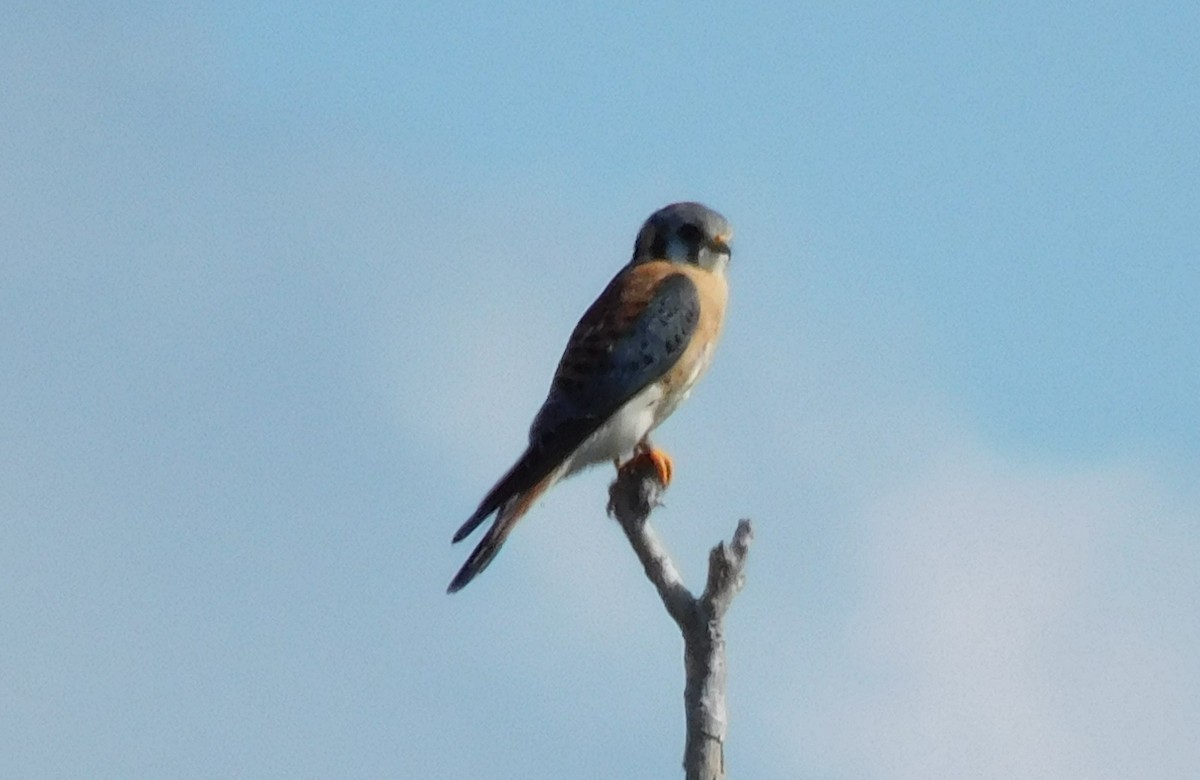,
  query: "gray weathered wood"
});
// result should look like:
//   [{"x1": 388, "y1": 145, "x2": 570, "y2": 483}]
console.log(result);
[{"x1": 608, "y1": 459, "x2": 753, "y2": 780}]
